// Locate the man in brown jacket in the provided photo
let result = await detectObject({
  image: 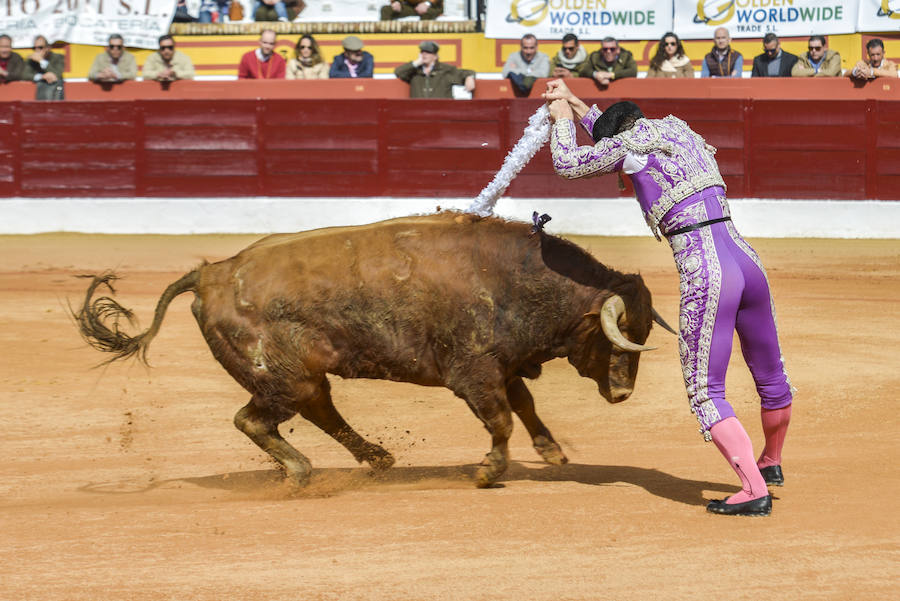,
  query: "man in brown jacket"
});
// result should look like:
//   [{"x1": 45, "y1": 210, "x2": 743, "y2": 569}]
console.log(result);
[
  {"x1": 394, "y1": 41, "x2": 475, "y2": 98},
  {"x1": 849, "y1": 38, "x2": 898, "y2": 80},
  {"x1": 579, "y1": 37, "x2": 637, "y2": 86},
  {"x1": 791, "y1": 35, "x2": 842, "y2": 77}
]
